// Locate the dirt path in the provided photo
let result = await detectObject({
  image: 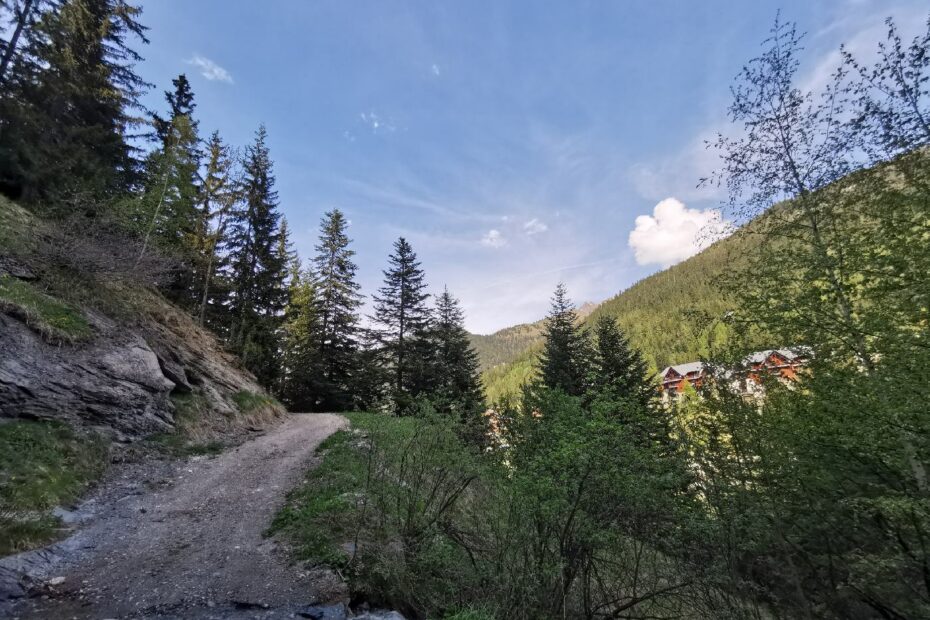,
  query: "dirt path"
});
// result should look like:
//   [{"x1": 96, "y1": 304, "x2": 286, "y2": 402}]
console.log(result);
[{"x1": 6, "y1": 413, "x2": 347, "y2": 619}]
